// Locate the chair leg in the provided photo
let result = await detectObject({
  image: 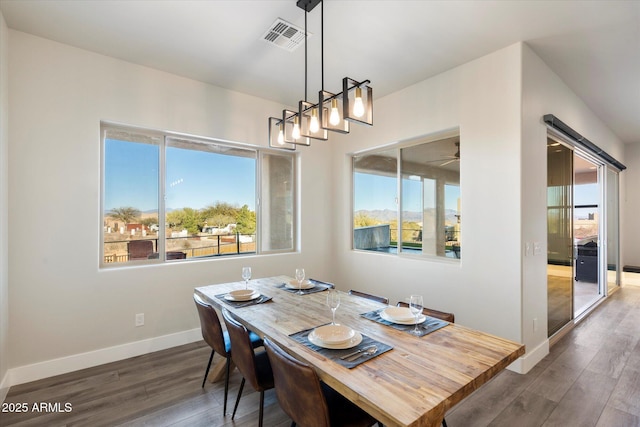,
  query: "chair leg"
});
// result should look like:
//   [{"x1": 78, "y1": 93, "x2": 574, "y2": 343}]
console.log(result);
[
  {"x1": 223, "y1": 356, "x2": 231, "y2": 415},
  {"x1": 202, "y1": 349, "x2": 215, "y2": 388},
  {"x1": 231, "y1": 377, "x2": 245, "y2": 420},
  {"x1": 258, "y1": 390, "x2": 265, "y2": 427}
]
